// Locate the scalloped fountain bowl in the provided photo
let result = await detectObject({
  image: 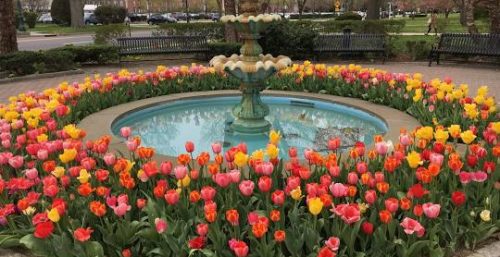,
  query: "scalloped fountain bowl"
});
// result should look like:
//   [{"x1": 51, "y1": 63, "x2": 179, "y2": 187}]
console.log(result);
[{"x1": 111, "y1": 96, "x2": 388, "y2": 158}]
